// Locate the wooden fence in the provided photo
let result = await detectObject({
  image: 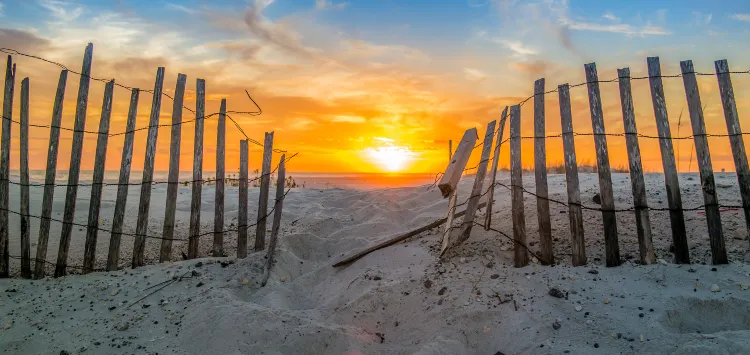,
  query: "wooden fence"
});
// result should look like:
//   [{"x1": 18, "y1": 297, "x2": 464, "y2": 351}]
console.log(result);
[
  {"x1": 0, "y1": 43, "x2": 291, "y2": 279},
  {"x1": 440, "y1": 57, "x2": 750, "y2": 268}
]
